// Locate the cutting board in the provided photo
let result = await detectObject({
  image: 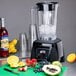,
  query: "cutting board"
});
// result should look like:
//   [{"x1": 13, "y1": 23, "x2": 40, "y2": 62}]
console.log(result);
[{"x1": 0, "y1": 64, "x2": 67, "y2": 76}]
